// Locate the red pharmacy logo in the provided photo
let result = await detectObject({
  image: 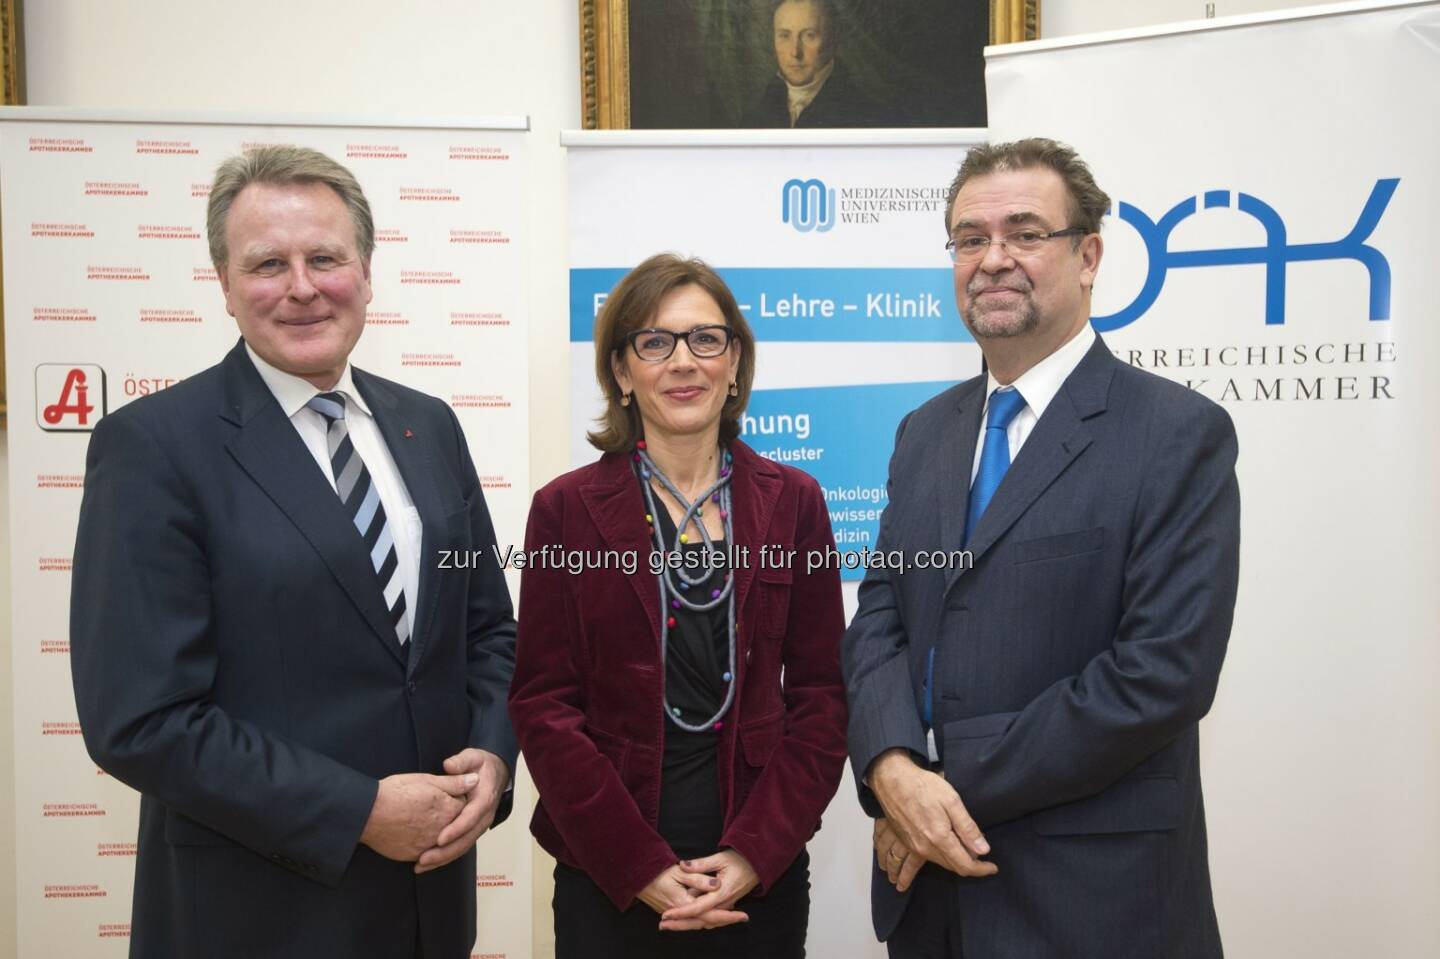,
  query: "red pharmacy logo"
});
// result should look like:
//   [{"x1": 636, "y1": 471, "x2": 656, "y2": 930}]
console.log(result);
[{"x1": 37, "y1": 364, "x2": 107, "y2": 432}]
